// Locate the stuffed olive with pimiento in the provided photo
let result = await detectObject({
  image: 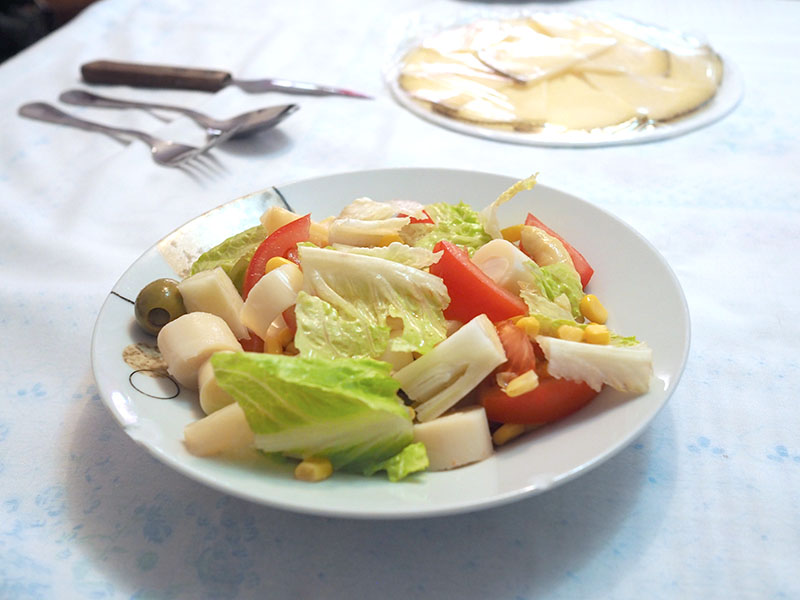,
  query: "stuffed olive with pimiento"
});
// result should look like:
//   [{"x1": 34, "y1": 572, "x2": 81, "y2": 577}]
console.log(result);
[{"x1": 135, "y1": 278, "x2": 187, "y2": 335}]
